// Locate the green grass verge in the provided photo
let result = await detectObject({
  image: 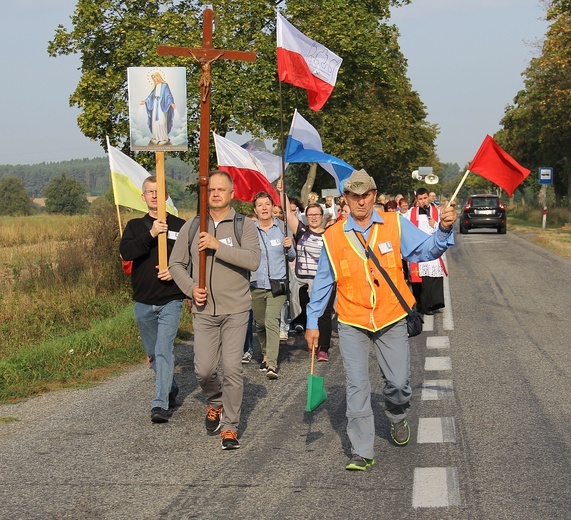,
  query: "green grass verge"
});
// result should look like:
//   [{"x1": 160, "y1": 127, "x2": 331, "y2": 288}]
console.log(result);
[{"x1": 0, "y1": 305, "x2": 143, "y2": 403}]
